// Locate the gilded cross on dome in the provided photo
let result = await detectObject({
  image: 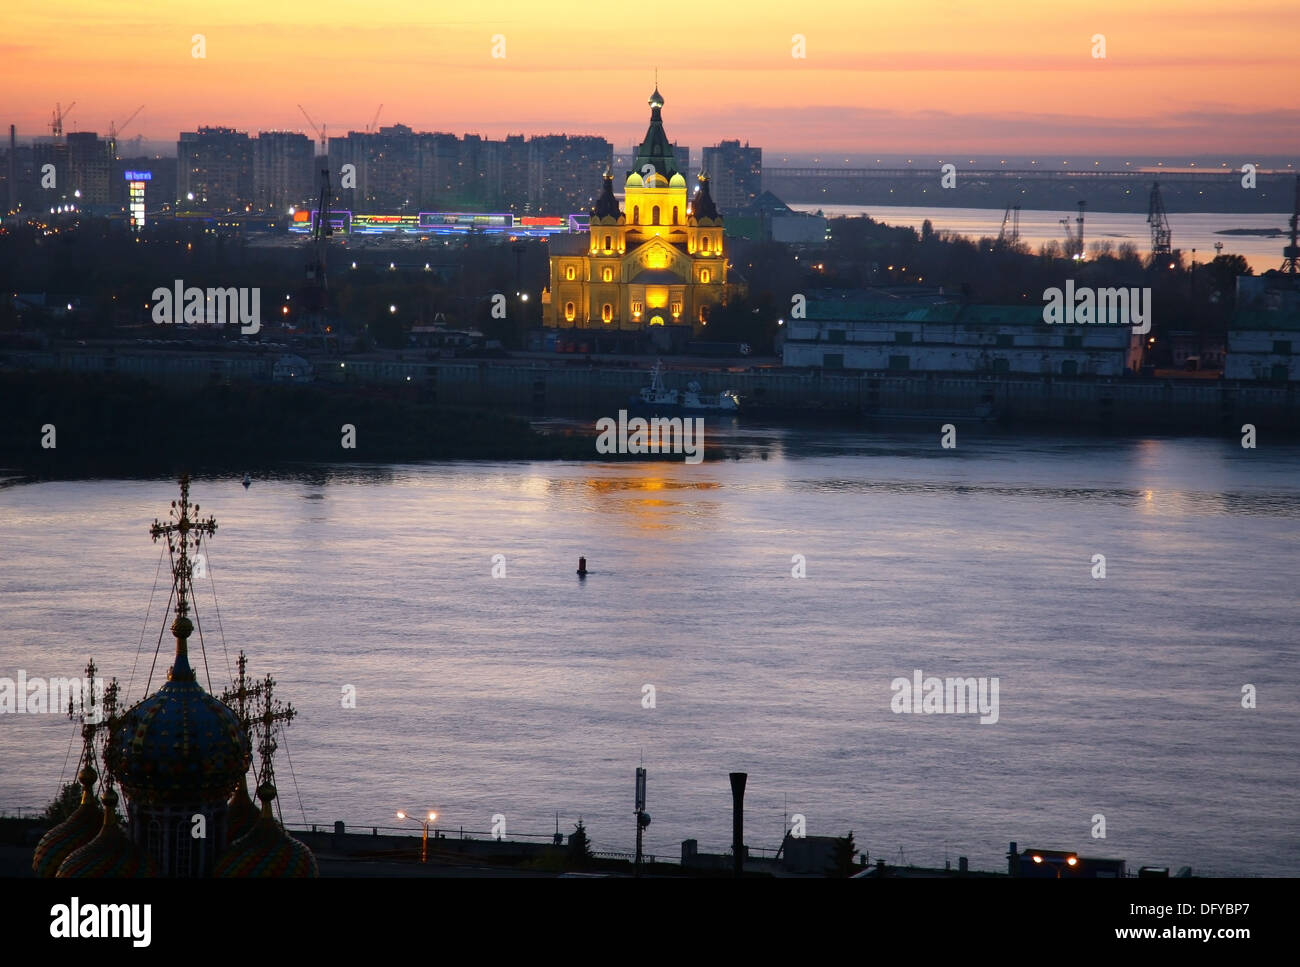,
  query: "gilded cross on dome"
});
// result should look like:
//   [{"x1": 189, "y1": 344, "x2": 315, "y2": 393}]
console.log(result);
[
  {"x1": 220, "y1": 651, "x2": 264, "y2": 743},
  {"x1": 253, "y1": 673, "x2": 297, "y2": 794},
  {"x1": 149, "y1": 474, "x2": 217, "y2": 622}
]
